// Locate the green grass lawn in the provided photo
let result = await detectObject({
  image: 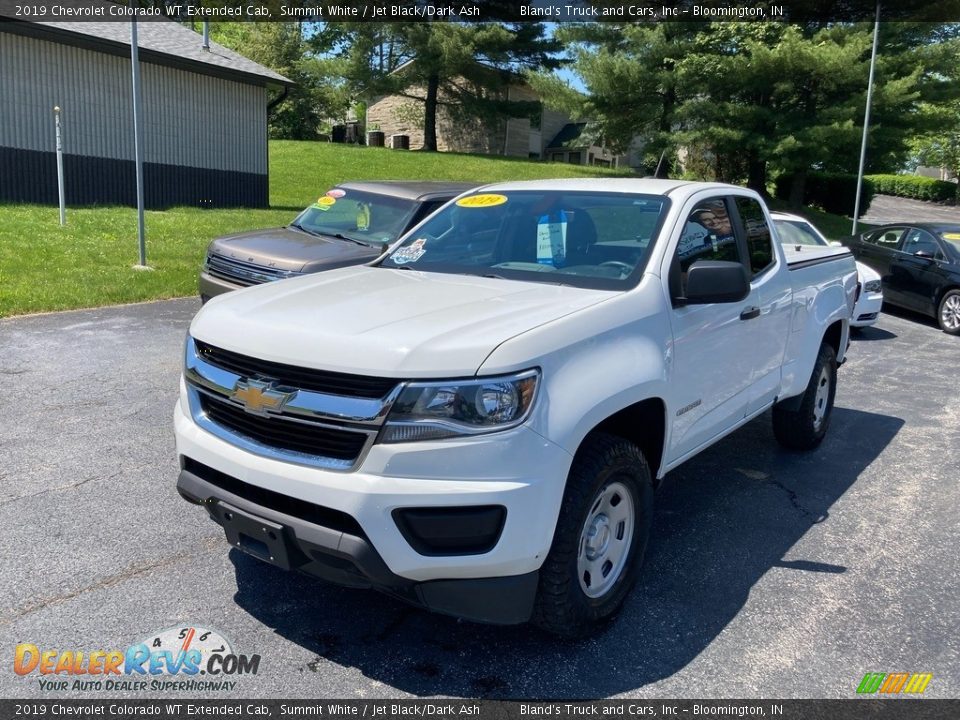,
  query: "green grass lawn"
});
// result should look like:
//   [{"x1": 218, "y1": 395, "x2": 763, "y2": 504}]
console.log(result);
[
  {"x1": 0, "y1": 142, "x2": 631, "y2": 318},
  {"x1": 269, "y1": 141, "x2": 630, "y2": 209}
]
